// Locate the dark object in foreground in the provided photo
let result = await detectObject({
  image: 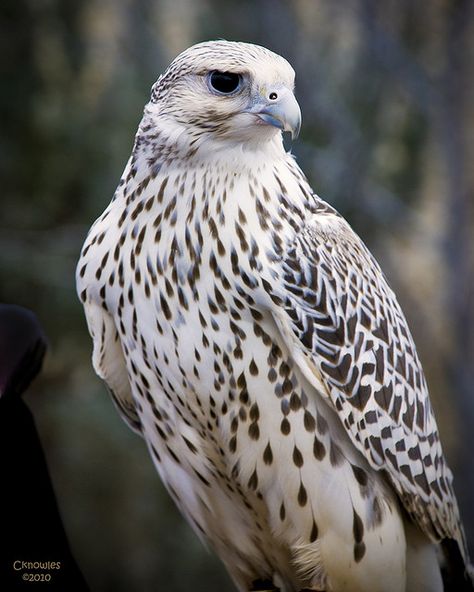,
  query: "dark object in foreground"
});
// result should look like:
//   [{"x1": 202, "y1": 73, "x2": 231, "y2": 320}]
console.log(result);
[
  {"x1": 441, "y1": 538, "x2": 474, "y2": 591},
  {"x1": 0, "y1": 304, "x2": 89, "y2": 590}
]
